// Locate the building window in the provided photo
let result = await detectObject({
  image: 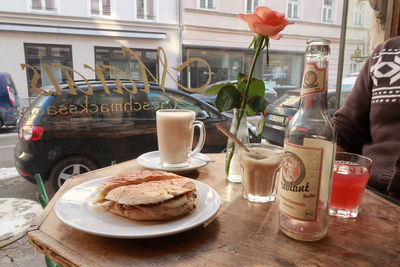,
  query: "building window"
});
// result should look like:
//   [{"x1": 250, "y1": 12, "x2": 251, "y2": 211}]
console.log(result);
[
  {"x1": 264, "y1": 51, "x2": 304, "y2": 91},
  {"x1": 246, "y1": 0, "x2": 259, "y2": 13},
  {"x1": 24, "y1": 44, "x2": 73, "y2": 96},
  {"x1": 136, "y1": 0, "x2": 155, "y2": 20},
  {"x1": 31, "y1": 0, "x2": 56, "y2": 11},
  {"x1": 94, "y1": 47, "x2": 159, "y2": 81},
  {"x1": 354, "y1": 1, "x2": 364, "y2": 27},
  {"x1": 199, "y1": 0, "x2": 215, "y2": 10},
  {"x1": 183, "y1": 48, "x2": 246, "y2": 89},
  {"x1": 91, "y1": 0, "x2": 111, "y2": 16},
  {"x1": 287, "y1": 0, "x2": 300, "y2": 20},
  {"x1": 322, "y1": 0, "x2": 333, "y2": 23}
]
